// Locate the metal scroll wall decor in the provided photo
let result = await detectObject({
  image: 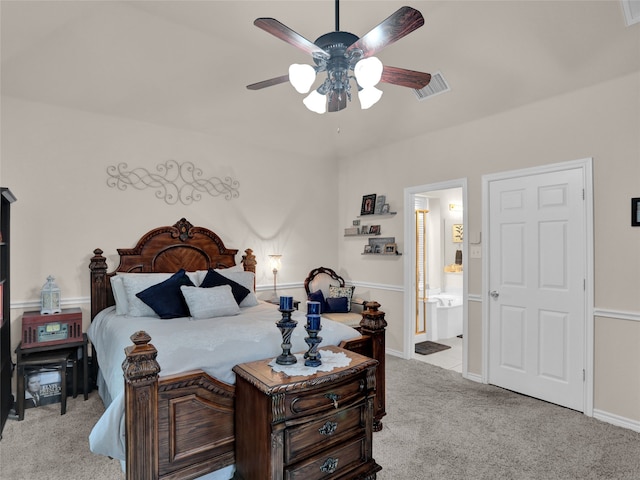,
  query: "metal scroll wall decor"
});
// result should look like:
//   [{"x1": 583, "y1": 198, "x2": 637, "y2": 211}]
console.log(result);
[{"x1": 106, "y1": 160, "x2": 239, "y2": 205}]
